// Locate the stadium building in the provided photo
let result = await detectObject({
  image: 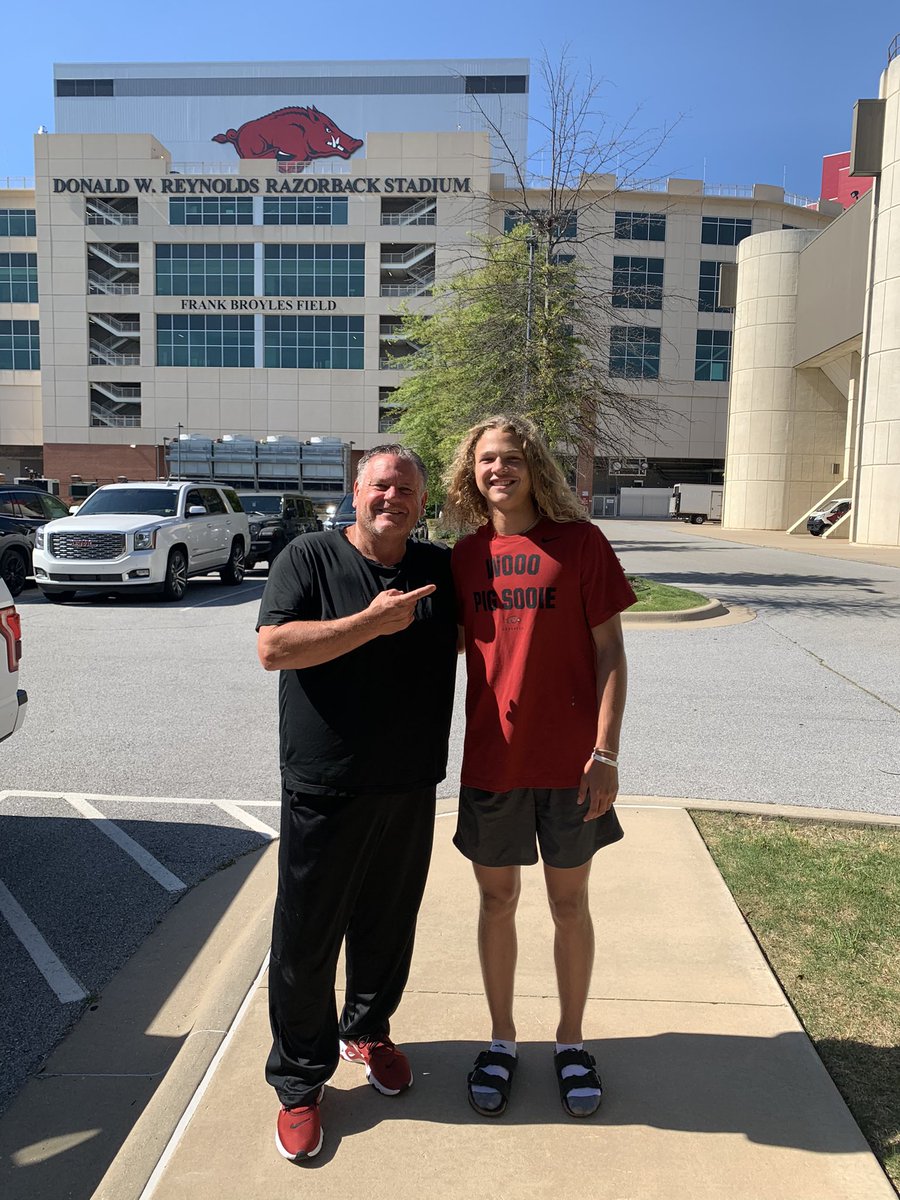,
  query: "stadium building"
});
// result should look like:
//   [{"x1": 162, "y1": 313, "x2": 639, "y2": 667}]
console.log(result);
[{"x1": 1, "y1": 57, "x2": 836, "y2": 506}]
